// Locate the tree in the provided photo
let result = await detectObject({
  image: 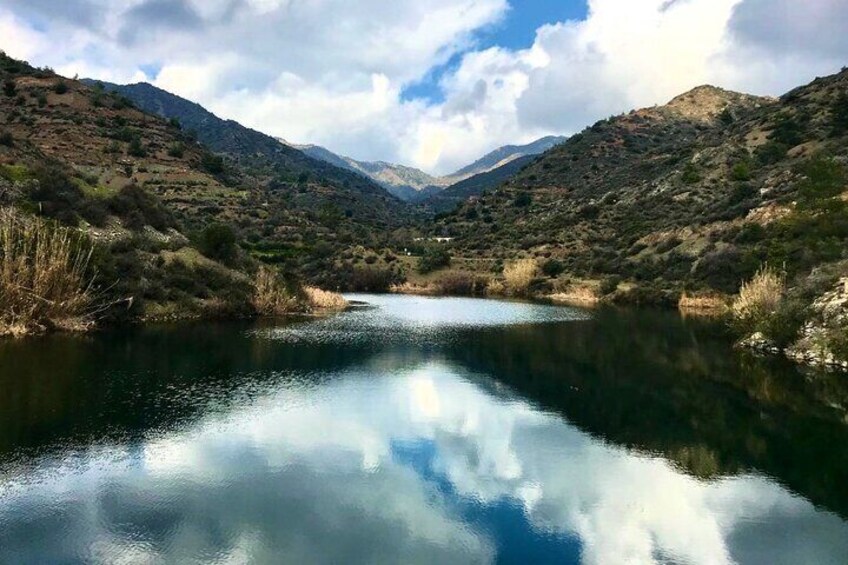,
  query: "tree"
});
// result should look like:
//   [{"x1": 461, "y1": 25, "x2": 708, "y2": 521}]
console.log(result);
[
  {"x1": 199, "y1": 223, "x2": 237, "y2": 262},
  {"x1": 417, "y1": 246, "x2": 451, "y2": 274},
  {"x1": 201, "y1": 153, "x2": 225, "y2": 175},
  {"x1": 541, "y1": 259, "x2": 565, "y2": 278}
]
